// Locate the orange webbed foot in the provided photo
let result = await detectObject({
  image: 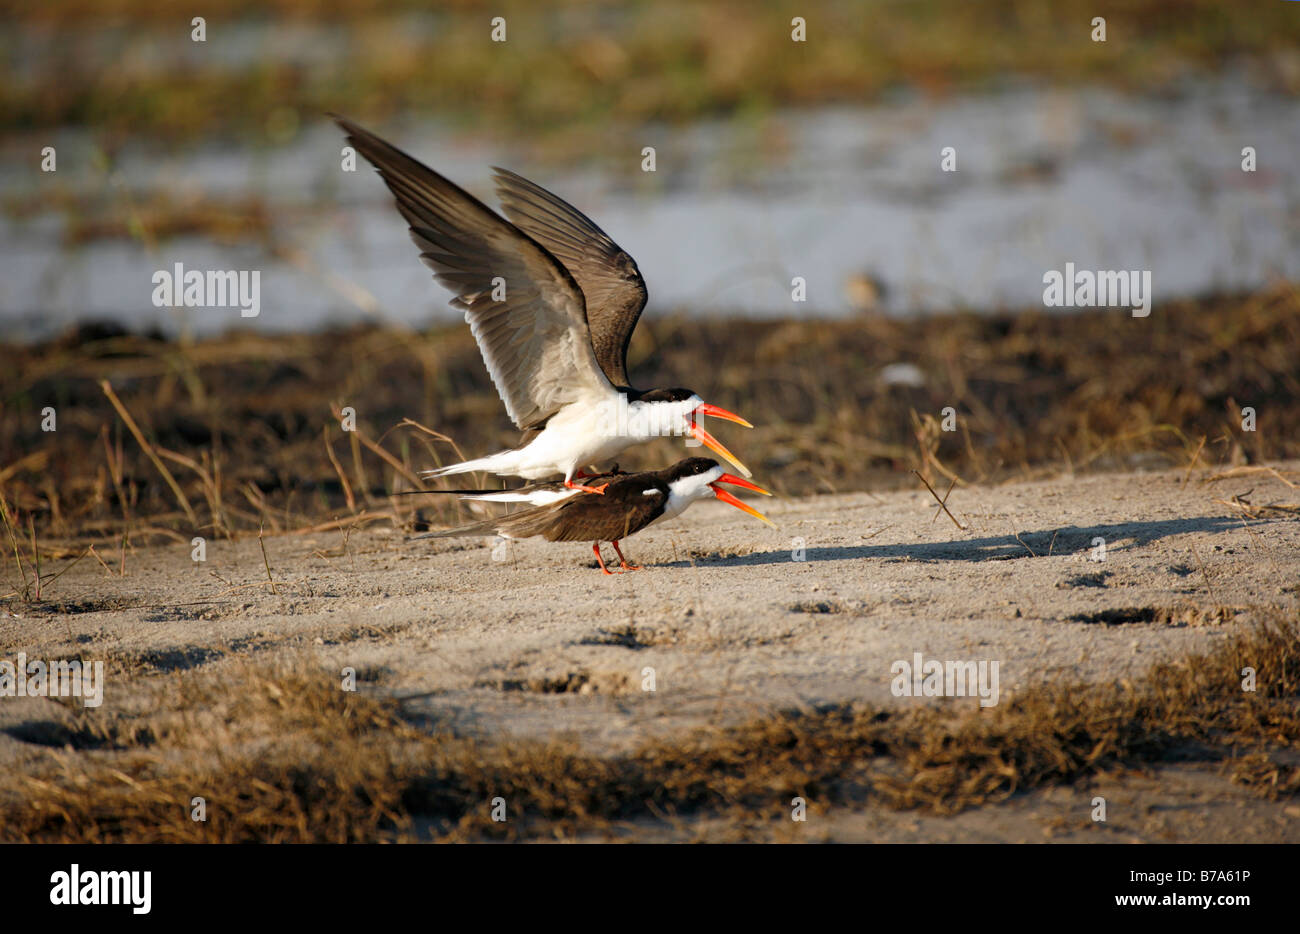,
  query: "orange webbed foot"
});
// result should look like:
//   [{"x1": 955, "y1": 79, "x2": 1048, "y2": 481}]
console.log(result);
[{"x1": 611, "y1": 541, "x2": 641, "y2": 571}]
